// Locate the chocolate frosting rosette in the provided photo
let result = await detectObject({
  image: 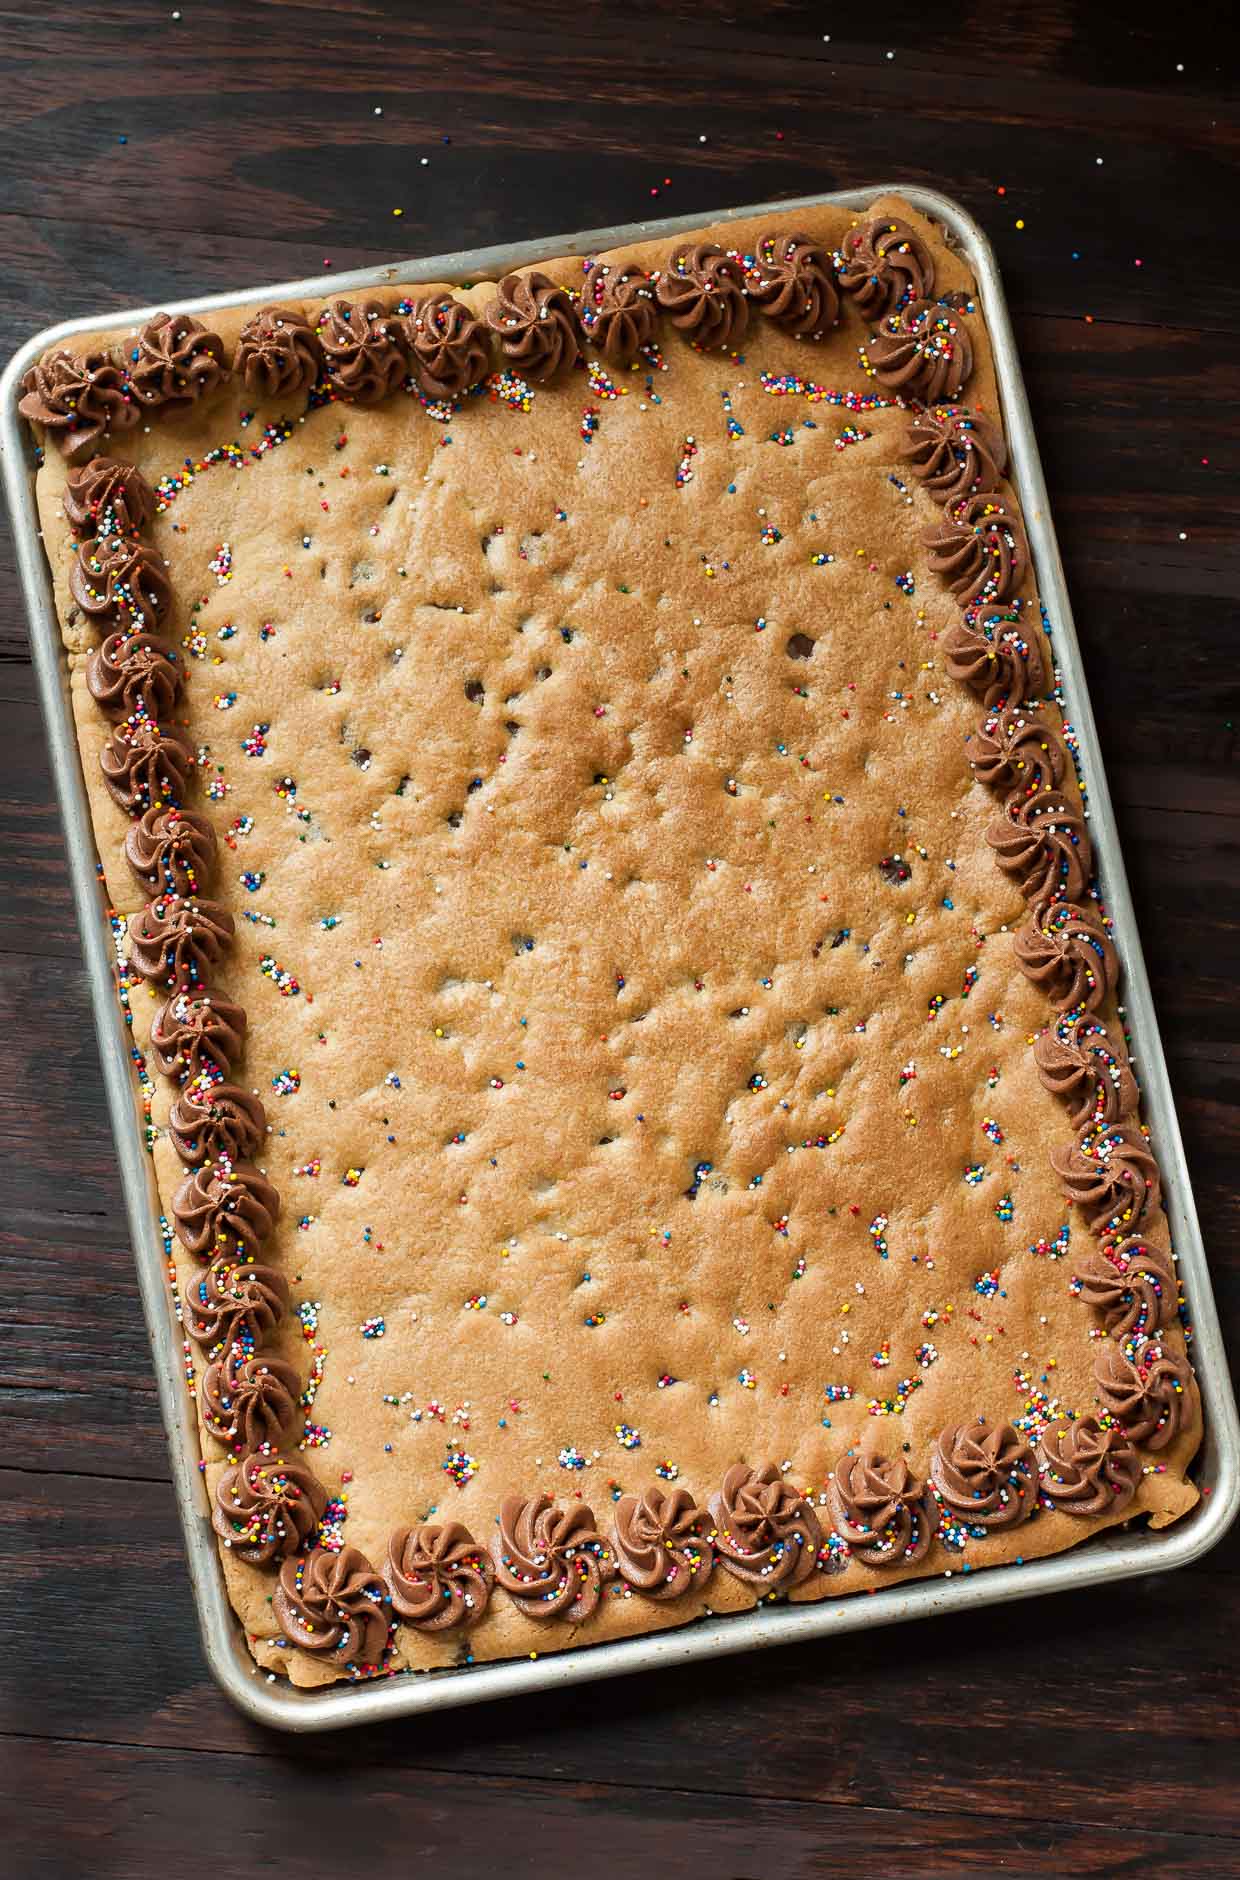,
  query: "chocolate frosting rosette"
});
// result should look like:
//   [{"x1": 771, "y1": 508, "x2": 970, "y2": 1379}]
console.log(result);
[
  {"x1": 172, "y1": 1160, "x2": 280, "y2": 1260},
  {"x1": 749, "y1": 229, "x2": 839, "y2": 338},
  {"x1": 578, "y1": 262, "x2": 657, "y2": 366},
  {"x1": 181, "y1": 1253, "x2": 288, "y2": 1355},
  {"x1": 168, "y1": 1079, "x2": 267, "y2": 1167},
  {"x1": 903, "y1": 405, "x2": 1005, "y2": 505},
  {"x1": 213, "y1": 1453, "x2": 326, "y2": 1565},
  {"x1": 233, "y1": 305, "x2": 324, "y2": 398},
  {"x1": 1035, "y1": 1416, "x2": 1140, "y2": 1516},
  {"x1": 656, "y1": 243, "x2": 749, "y2": 351},
  {"x1": 124, "y1": 805, "x2": 217, "y2": 898},
  {"x1": 316, "y1": 299, "x2": 409, "y2": 403},
  {"x1": 384, "y1": 1522, "x2": 495, "y2": 1631},
  {"x1": 71, "y1": 536, "x2": 172, "y2": 634},
  {"x1": 941, "y1": 603, "x2": 1045, "y2": 708},
  {"x1": 492, "y1": 1494, "x2": 615, "y2": 1620},
  {"x1": 127, "y1": 312, "x2": 228, "y2": 413},
  {"x1": 1073, "y1": 1238, "x2": 1176, "y2": 1339},
  {"x1": 63, "y1": 456, "x2": 155, "y2": 537},
  {"x1": 19, "y1": 347, "x2": 138, "y2": 459},
  {"x1": 1051, "y1": 1123, "x2": 1162, "y2": 1236},
  {"x1": 836, "y1": 214, "x2": 935, "y2": 318},
  {"x1": 201, "y1": 1349, "x2": 302, "y2": 1452},
  {"x1": 826, "y1": 1451, "x2": 938, "y2": 1567},
  {"x1": 149, "y1": 989, "x2": 246, "y2": 1082},
  {"x1": 610, "y1": 1485, "x2": 714, "y2": 1600},
  {"x1": 1033, "y1": 1012, "x2": 1138, "y2": 1128},
  {"x1": 127, "y1": 894, "x2": 235, "y2": 989},
  {"x1": 86, "y1": 632, "x2": 182, "y2": 724},
  {"x1": 1013, "y1": 901, "x2": 1118, "y2": 1014},
  {"x1": 930, "y1": 1420, "x2": 1037, "y2": 1532},
  {"x1": 485, "y1": 272, "x2": 582, "y2": 382},
  {"x1": 273, "y1": 1545, "x2": 391, "y2": 1668},
  {"x1": 403, "y1": 295, "x2": 491, "y2": 400},
  {"x1": 708, "y1": 1462, "x2": 822, "y2": 1591},
  {"x1": 1093, "y1": 1340, "x2": 1194, "y2": 1449}
]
